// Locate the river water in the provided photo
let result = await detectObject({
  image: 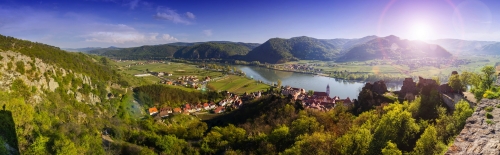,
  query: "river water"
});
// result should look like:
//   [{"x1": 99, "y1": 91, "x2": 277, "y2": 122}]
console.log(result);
[{"x1": 234, "y1": 65, "x2": 402, "y2": 99}]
